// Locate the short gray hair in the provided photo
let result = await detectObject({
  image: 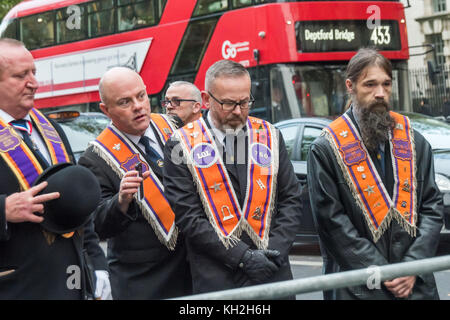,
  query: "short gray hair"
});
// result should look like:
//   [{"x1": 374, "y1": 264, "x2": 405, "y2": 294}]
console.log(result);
[
  {"x1": 167, "y1": 81, "x2": 201, "y2": 103},
  {"x1": 0, "y1": 38, "x2": 26, "y2": 78},
  {"x1": 204, "y1": 60, "x2": 250, "y2": 91}
]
